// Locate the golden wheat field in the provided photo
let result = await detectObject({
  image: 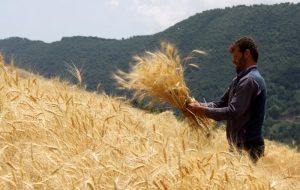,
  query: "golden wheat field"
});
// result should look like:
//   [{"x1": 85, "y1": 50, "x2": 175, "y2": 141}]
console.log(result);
[{"x1": 0, "y1": 56, "x2": 299, "y2": 190}]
